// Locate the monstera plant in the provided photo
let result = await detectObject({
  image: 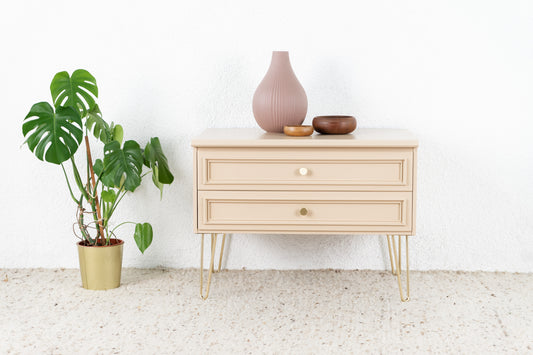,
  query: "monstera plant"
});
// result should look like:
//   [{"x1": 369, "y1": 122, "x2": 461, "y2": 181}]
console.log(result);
[{"x1": 22, "y1": 69, "x2": 173, "y2": 289}]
